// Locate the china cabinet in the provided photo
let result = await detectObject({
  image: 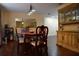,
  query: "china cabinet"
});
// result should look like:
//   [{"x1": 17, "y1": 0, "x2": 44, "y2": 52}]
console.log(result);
[{"x1": 57, "y1": 3, "x2": 79, "y2": 53}]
